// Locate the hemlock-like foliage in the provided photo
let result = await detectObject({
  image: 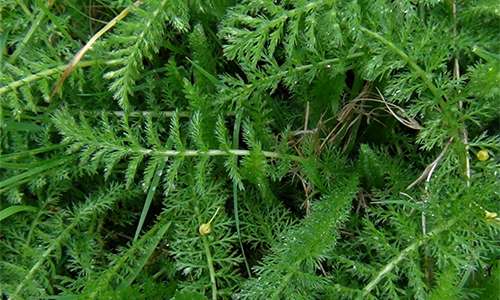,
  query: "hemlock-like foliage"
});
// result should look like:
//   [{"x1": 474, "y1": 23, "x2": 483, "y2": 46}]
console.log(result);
[{"x1": 0, "y1": 1, "x2": 498, "y2": 299}]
